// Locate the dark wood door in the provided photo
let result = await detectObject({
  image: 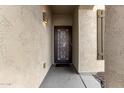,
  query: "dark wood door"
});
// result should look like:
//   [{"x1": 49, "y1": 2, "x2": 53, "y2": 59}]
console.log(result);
[{"x1": 54, "y1": 26, "x2": 72, "y2": 64}]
